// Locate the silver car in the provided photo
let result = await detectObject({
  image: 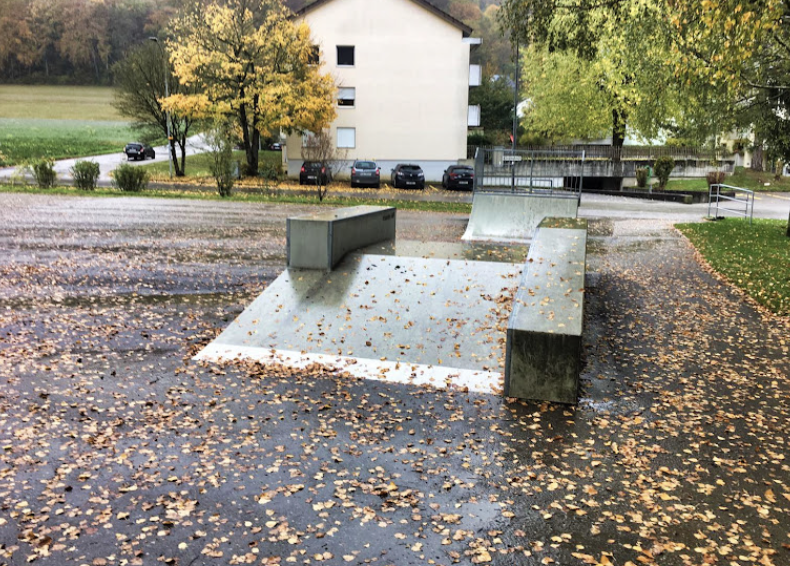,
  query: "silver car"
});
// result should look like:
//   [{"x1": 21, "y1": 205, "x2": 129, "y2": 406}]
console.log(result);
[{"x1": 350, "y1": 160, "x2": 380, "y2": 188}]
